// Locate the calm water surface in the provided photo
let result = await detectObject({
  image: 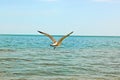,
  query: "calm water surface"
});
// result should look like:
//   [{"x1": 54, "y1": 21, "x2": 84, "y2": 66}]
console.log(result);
[{"x1": 0, "y1": 35, "x2": 120, "y2": 80}]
